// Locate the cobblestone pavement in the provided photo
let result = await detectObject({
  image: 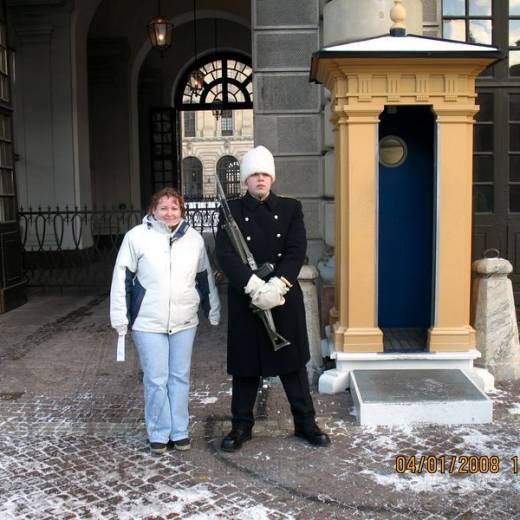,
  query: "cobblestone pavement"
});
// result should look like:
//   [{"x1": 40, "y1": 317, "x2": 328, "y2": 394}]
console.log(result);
[{"x1": 1, "y1": 290, "x2": 520, "y2": 519}]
